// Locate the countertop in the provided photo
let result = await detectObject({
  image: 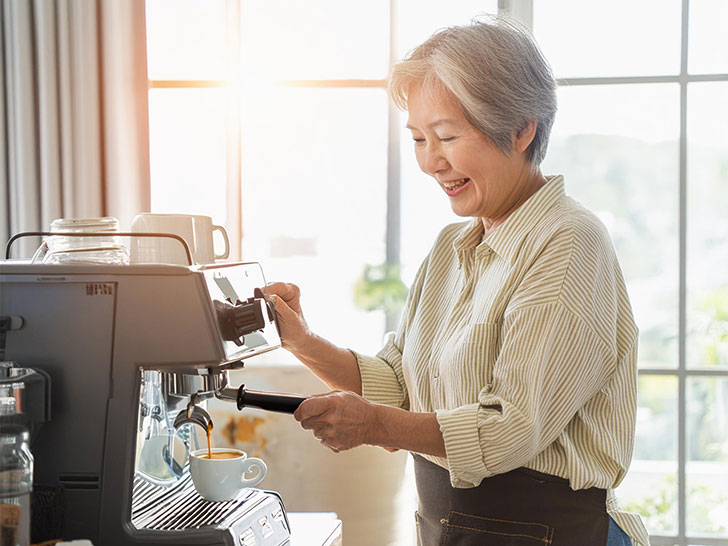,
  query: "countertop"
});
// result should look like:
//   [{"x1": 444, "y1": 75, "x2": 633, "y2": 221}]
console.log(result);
[{"x1": 288, "y1": 512, "x2": 342, "y2": 546}]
